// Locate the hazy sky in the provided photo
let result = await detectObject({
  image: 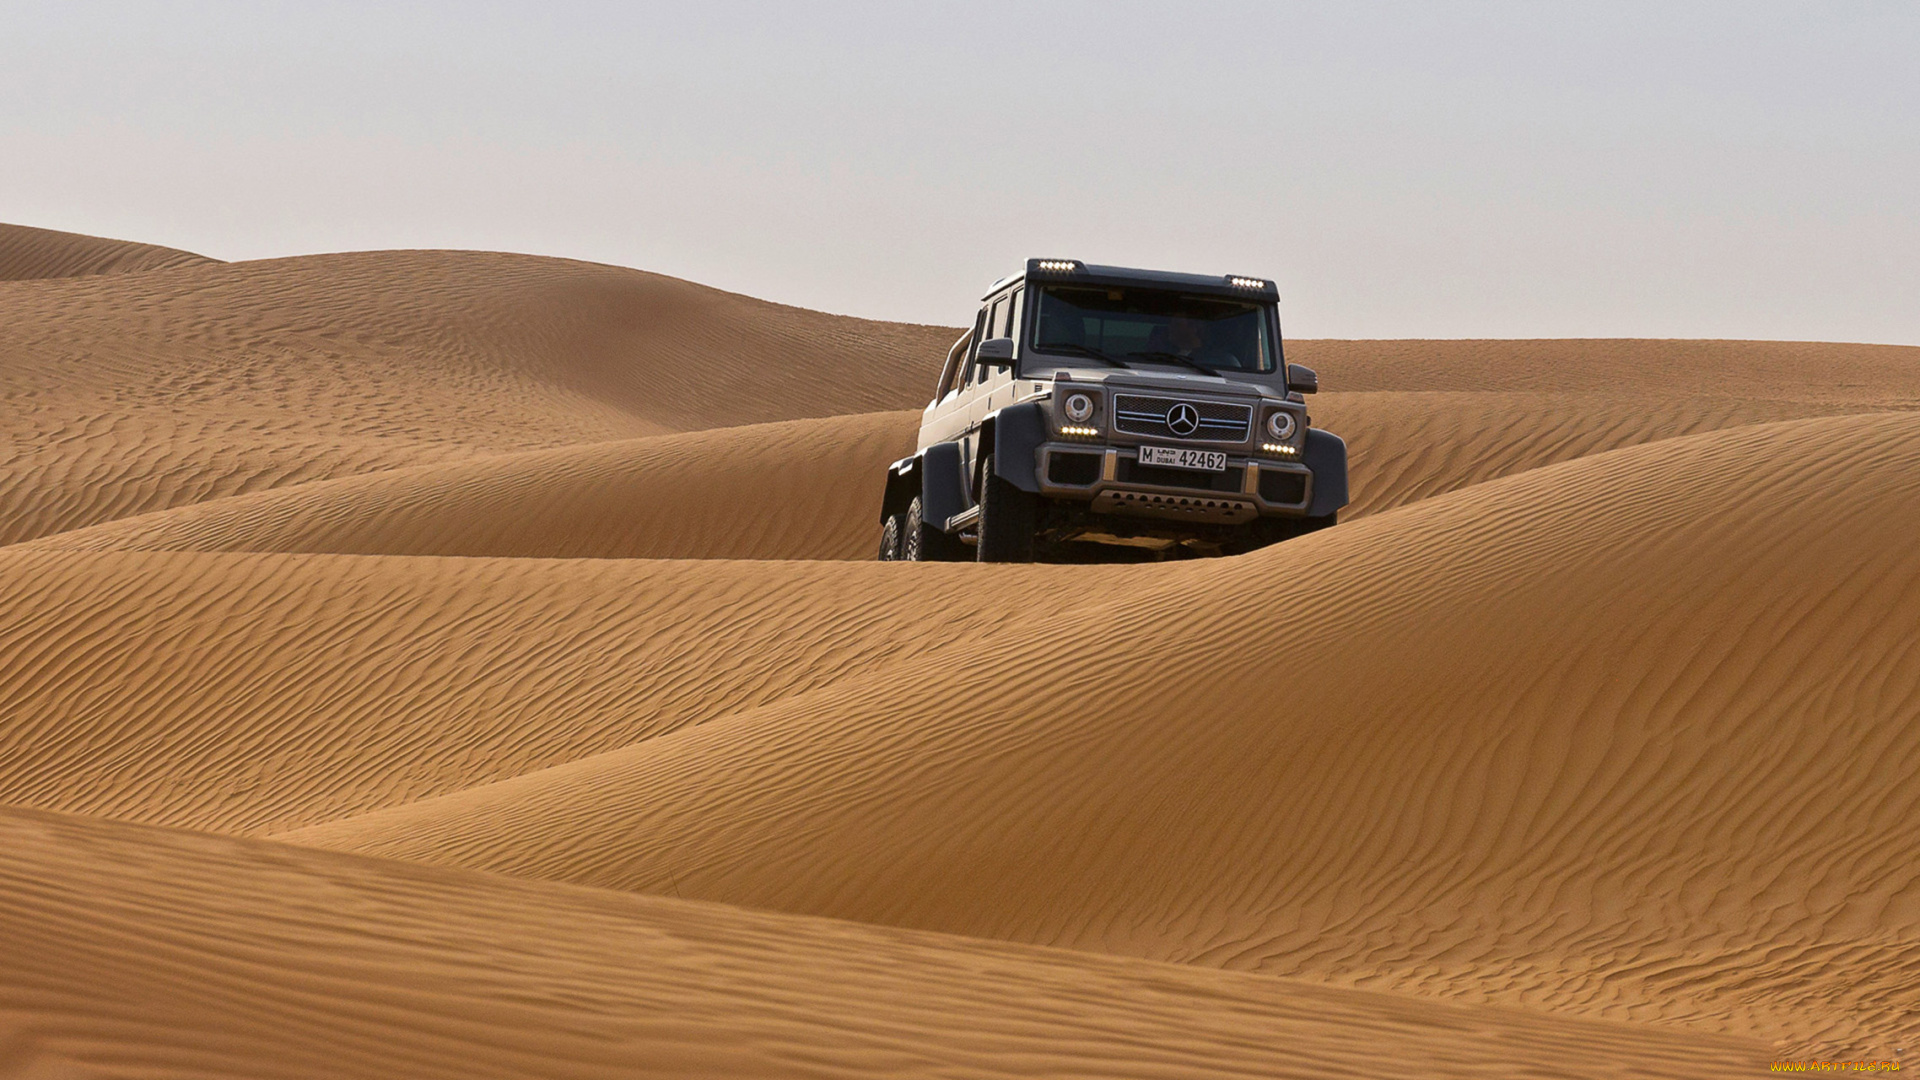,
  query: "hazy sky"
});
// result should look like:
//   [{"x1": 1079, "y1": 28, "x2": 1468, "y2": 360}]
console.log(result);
[{"x1": 4, "y1": 2, "x2": 1915, "y2": 341}]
